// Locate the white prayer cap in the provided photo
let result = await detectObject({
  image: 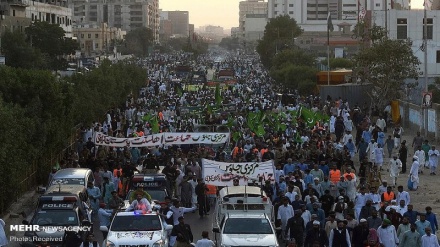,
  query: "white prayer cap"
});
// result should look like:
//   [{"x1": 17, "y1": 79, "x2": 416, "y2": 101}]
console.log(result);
[
  {"x1": 313, "y1": 220, "x2": 320, "y2": 225},
  {"x1": 360, "y1": 218, "x2": 367, "y2": 223}
]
